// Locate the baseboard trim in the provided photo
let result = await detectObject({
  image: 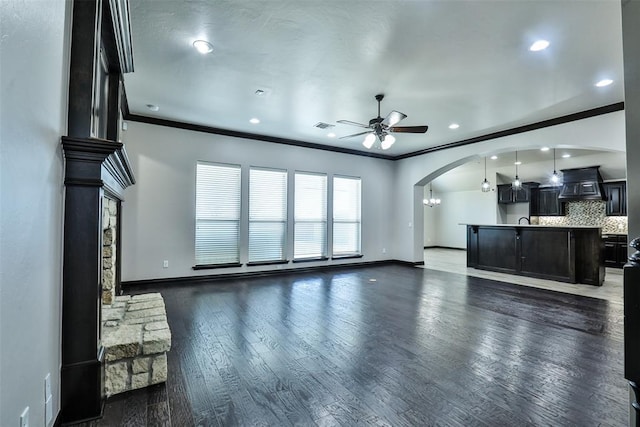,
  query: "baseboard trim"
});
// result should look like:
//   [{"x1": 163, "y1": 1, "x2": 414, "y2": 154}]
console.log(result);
[
  {"x1": 122, "y1": 259, "x2": 423, "y2": 290},
  {"x1": 424, "y1": 246, "x2": 466, "y2": 251},
  {"x1": 393, "y1": 259, "x2": 425, "y2": 267}
]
